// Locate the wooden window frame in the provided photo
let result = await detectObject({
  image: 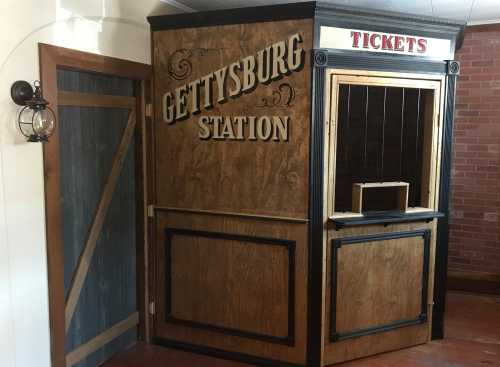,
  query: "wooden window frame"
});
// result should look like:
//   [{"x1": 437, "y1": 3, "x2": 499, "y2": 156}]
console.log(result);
[
  {"x1": 39, "y1": 43, "x2": 152, "y2": 367},
  {"x1": 325, "y1": 70, "x2": 445, "y2": 219}
]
